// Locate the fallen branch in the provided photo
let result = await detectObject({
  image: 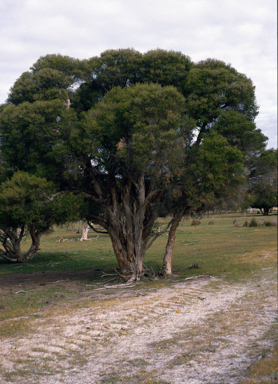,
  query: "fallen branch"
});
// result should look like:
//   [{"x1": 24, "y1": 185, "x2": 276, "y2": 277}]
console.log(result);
[
  {"x1": 56, "y1": 236, "x2": 68, "y2": 243},
  {"x1": 94, "y1": 283, "x2": 136, "y2": 290},
  {"x1": 101, "y1": 272, "x2": 116, "y2": 277},
  {"x1": 184, "y1": 275, "x2": 206, "y2": 281},
  {"x1": 50, "y1": 279, "x2": 69, "y2": 283},
  {"x1": 14, "y1": 290, "x2": 28, "y2": 294}
]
